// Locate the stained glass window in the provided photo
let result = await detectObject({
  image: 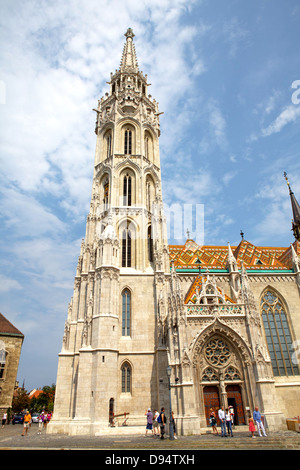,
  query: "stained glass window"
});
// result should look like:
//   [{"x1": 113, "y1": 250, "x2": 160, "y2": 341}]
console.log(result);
[{"x1": 260, "y1": 290, "x2": 298, "y2": 376}]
